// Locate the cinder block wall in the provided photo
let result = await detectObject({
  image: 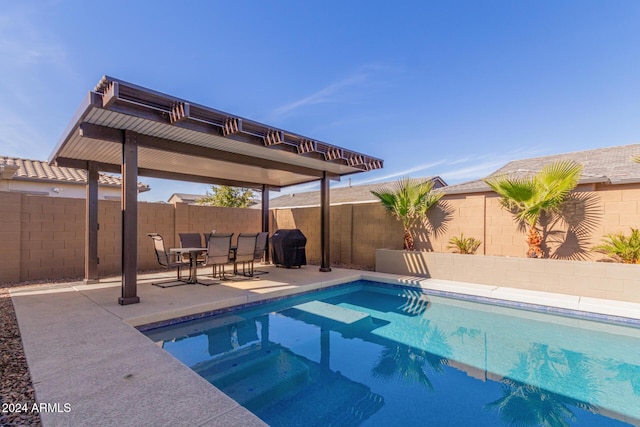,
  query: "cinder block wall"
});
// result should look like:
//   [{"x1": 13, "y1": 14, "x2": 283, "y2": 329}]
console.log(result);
[
  {"x1": 272, "y1": 182, "x2": 640, "y2": 269},
  {"x1": 3, "y1": 181, "x2": 640, "y2": 283},
  {"x1": 18, "y1": 196, "x2": 85, "y2": 282},
  {"x1": 0, "y1": 192, "x2": 22, "y2": 283},
  {"x1": 0, "y1": 194, "x2": 260, "y2": 283}
]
